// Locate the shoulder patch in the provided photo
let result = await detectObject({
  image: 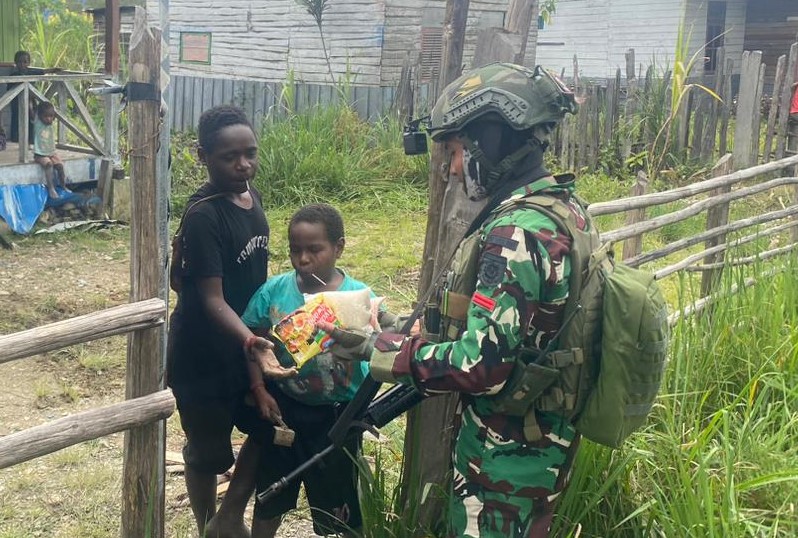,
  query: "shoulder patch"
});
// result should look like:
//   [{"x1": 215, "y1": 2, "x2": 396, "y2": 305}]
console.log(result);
[
  {"x1": 477, "y1": 251, "x2": 507, "y2": 287},
  {"x1": 472, "y1": 292, "x2": 496, "y2": 312},
  {"x1": 485, "y1": 234, "x2": 519, "y2": 251}
]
